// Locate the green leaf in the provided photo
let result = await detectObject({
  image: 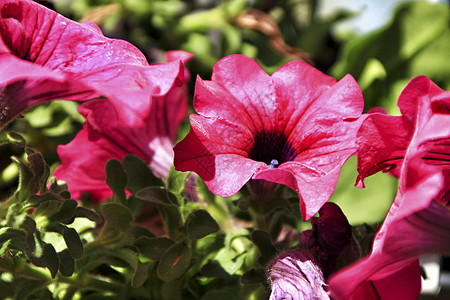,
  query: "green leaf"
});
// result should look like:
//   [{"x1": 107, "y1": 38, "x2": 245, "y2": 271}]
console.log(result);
[
  {"x1": 74, "y1": 206, "x2": 101, "y2": 223},
  {"x1": 135, "y1": 187, "x2": 178, "y2": 206},
  {"x1": 241, "y1": 268, "x2": 266, "y2": 284},
  {"x1": 251, "y1": 230, "x2": 277, "y2": 266},
  {"x1": 200, "y1": 260, "x2": 229, "y2": 279},
  {"x1": 101, "y1": 203, "x2": 133, "y2": 232},
  {"x1": 122, "y1": 154, "x2": 163, "y2": 193},
  {"x1": 129, "y1": 226, "x2": 156, "y2": 240},
  {"x1": 0, "y1": 228, "x2": 26, "y2": 244},
  {"x1": 63, "y1": 227, "x2": 83, "y2": 259},
  {"x1": 186, "y1": 210, "x2": 220, "y2": 240},
  {"x1": 29, "y1": 243, "x2": 59, "y2": 278},
  {"x1": 27, "y1": 152, "x2": 50, "y2": 193},
  {"x1": 166, "y1": 165, "x2": 189, "y2": 196},
  {"x1": 105, "y1": 159, "x2": 127, "y2": 204},
  {"x1": 58, "y1": 249, "x2": 75, "y2": 277},
  {"x1": 49, "y1": 199, "x2": 78, "y2": 223},
  {"x1": 132, "y1": 261, "x2": 149, "y2": 288},
  {"x1": 157, "y1": 242, "x2": 192, "y2": 282},
  {"x1": 104, "y1": 247, "x2": 138, "y2": 269},
  {"x1": 0, "y1": 131, "x2": 26, "y2": 147},
  {"x1": 214, "y1": 247, "x2": 245, "y2": 275},
  {"x1": 134, "y1": 236, "x2": 174, "y2": 260},
  {"x1": 12, "y1": 156, "x2": 35, "y2": 202},
  {"x1": 14, "y1": 279, "x2": 49, "y2": 300}
]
